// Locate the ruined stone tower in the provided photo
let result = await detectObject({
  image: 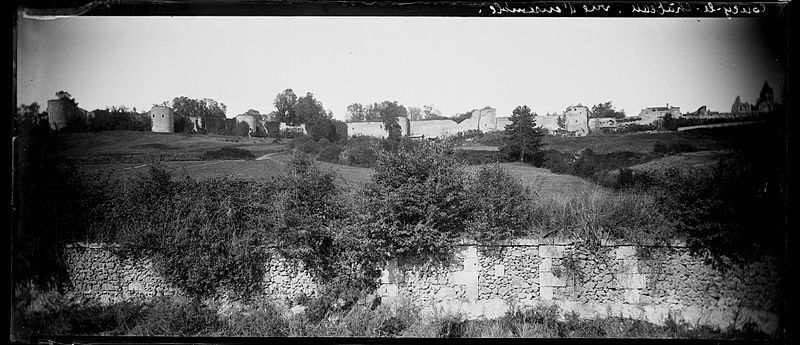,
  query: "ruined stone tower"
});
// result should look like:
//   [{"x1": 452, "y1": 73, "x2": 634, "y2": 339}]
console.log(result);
[{"x1": 150, "y1": 105, "x2": 175, "y2": 133}]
